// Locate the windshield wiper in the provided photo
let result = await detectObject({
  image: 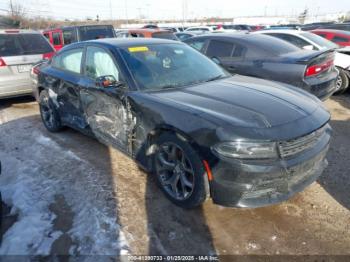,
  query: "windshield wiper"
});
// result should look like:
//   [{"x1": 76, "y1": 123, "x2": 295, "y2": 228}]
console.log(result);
[
  {"x1": 205, "y1": 75, "x2": 226, "y2": 82},
  {"x1": 161, "y1": 84, "x2": 180, "y2": 90}
]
